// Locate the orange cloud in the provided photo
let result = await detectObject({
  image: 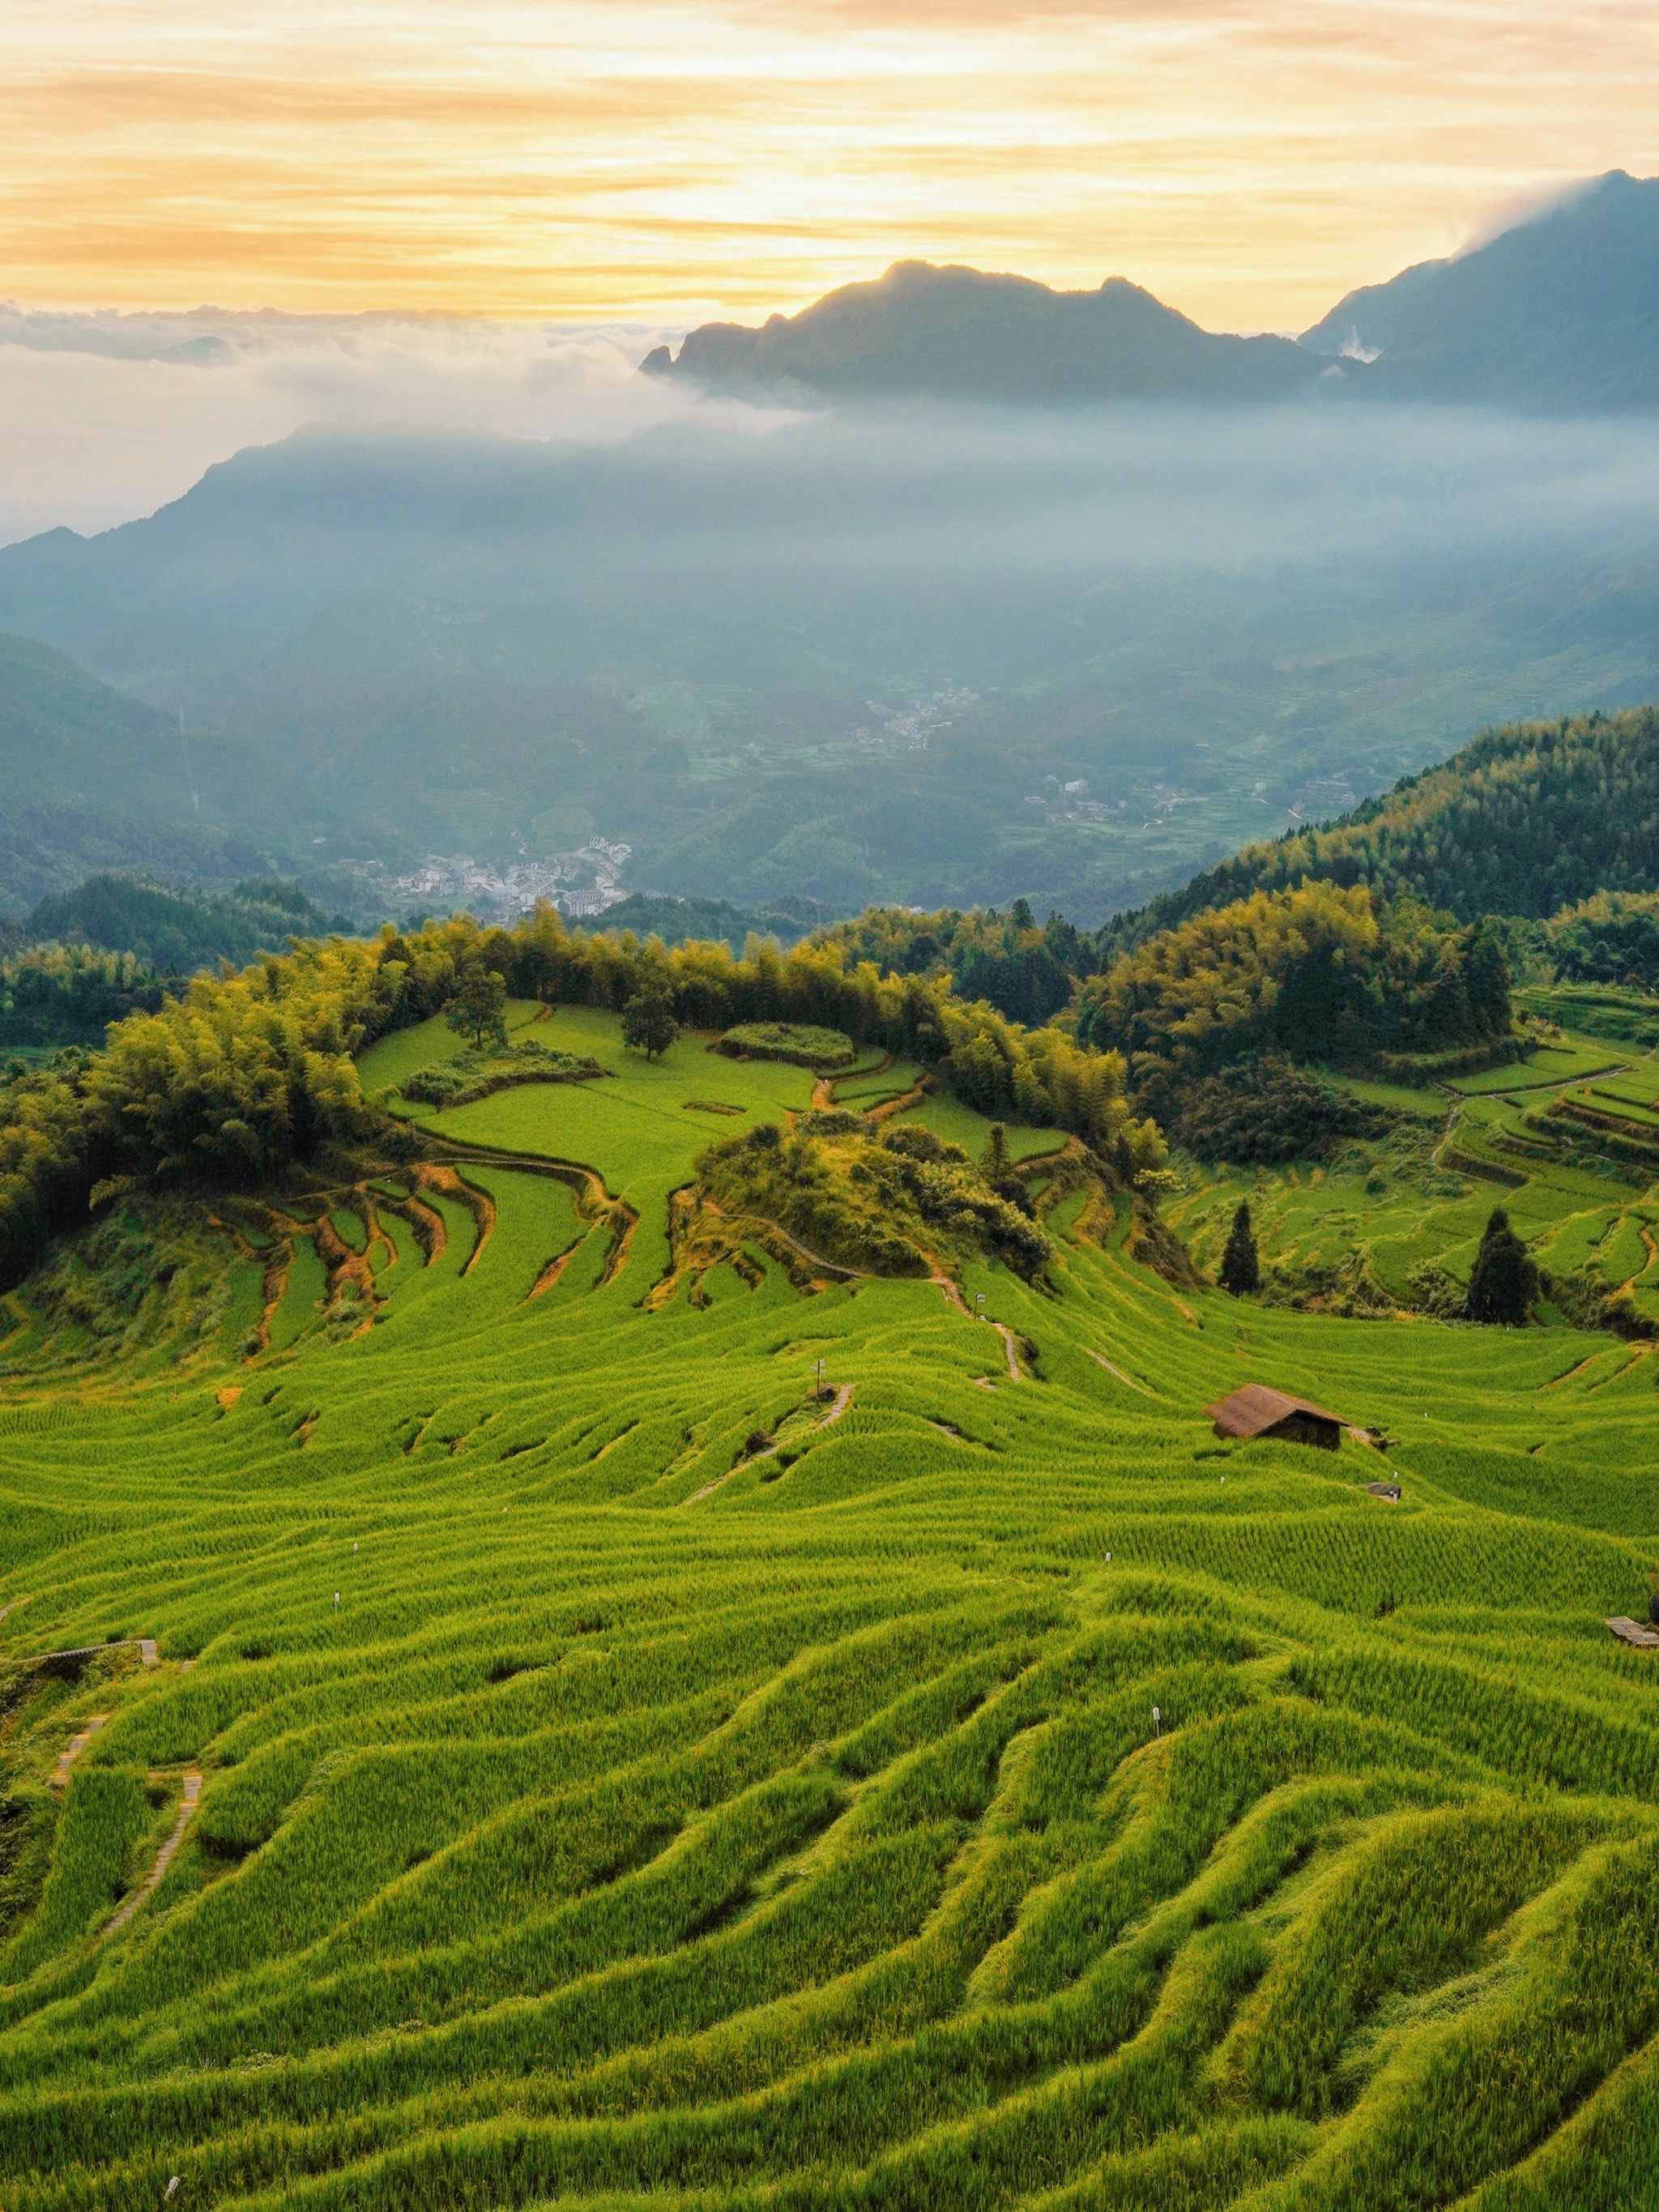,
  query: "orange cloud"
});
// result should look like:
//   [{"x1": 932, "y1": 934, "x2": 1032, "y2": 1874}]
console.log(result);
[{"x1": 2, "y1": 2, "x2": 1656, "y2": 327}]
